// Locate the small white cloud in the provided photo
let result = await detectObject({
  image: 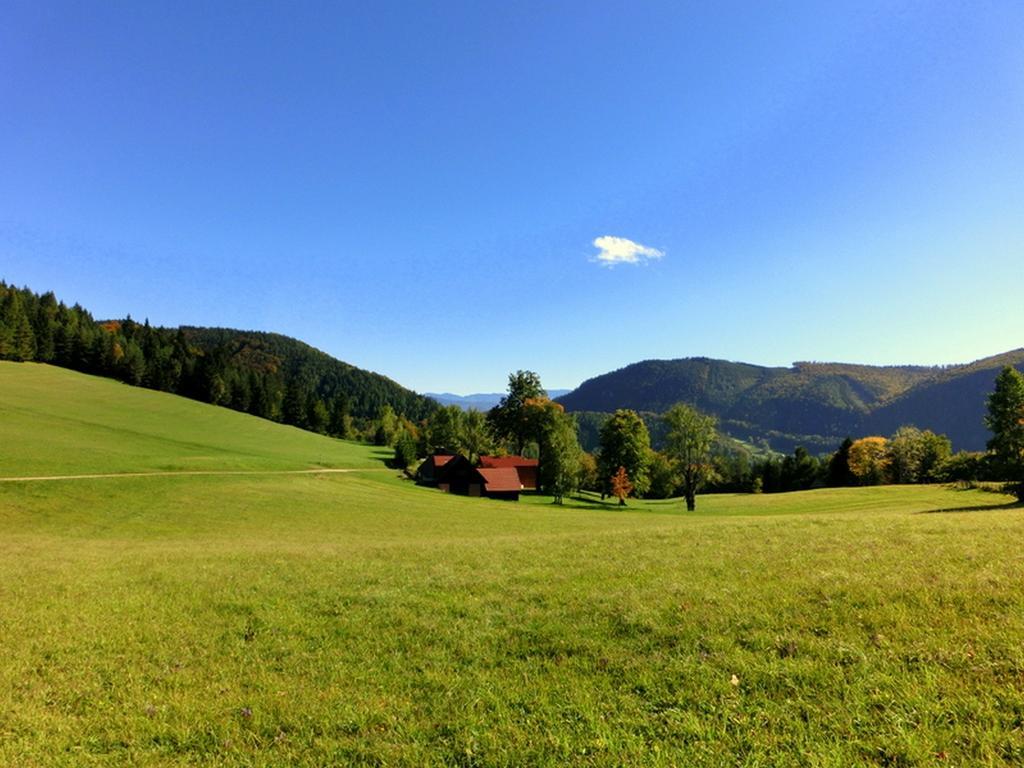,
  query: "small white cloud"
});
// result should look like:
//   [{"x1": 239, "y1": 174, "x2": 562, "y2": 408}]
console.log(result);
[{"x1": 591, "y1": 235, "x2": 664, "y2": 267}]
